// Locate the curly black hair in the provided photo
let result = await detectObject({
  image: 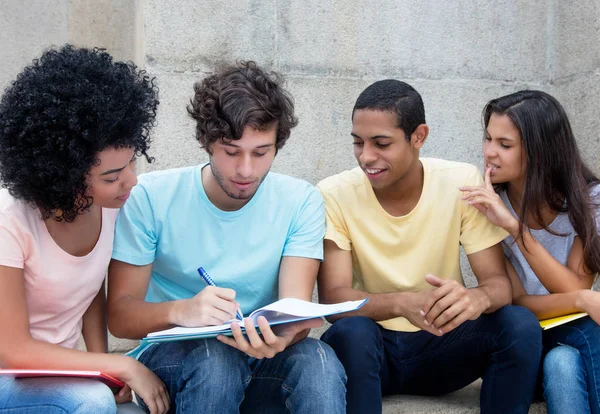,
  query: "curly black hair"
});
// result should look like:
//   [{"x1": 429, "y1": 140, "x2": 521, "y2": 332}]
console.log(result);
[
  {"x1": 187, "y1": 61, "x2": 297, "y2": 152},
  {"x1": 0, "y1": 44, "x2": 159, "y2": 222}
]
